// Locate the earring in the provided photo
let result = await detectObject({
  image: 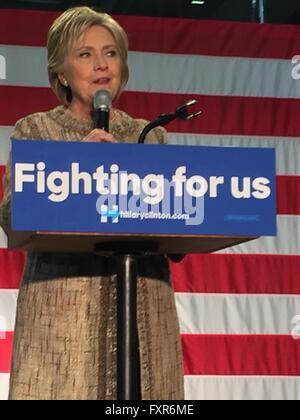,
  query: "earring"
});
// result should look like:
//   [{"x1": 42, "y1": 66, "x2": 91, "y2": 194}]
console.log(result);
[{"x1": 61, "y1": 79, "x2": 68, "y2": 87}]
